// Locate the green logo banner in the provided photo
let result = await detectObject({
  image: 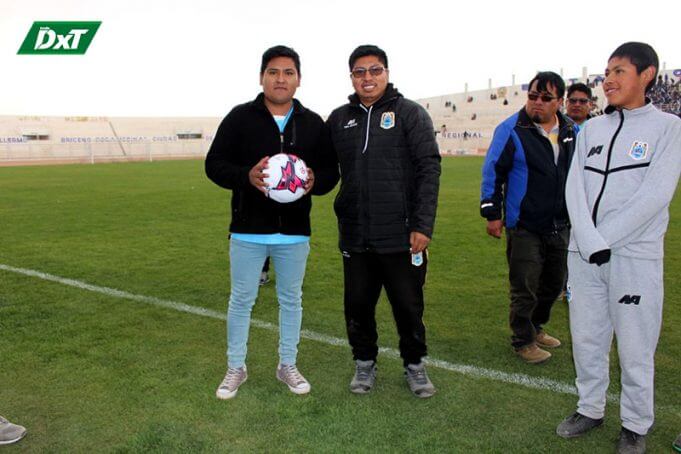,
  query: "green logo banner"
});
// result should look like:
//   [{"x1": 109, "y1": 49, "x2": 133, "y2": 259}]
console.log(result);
[{"x1": 18, "y1": 21, "x2": 101, "y2": 55}]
